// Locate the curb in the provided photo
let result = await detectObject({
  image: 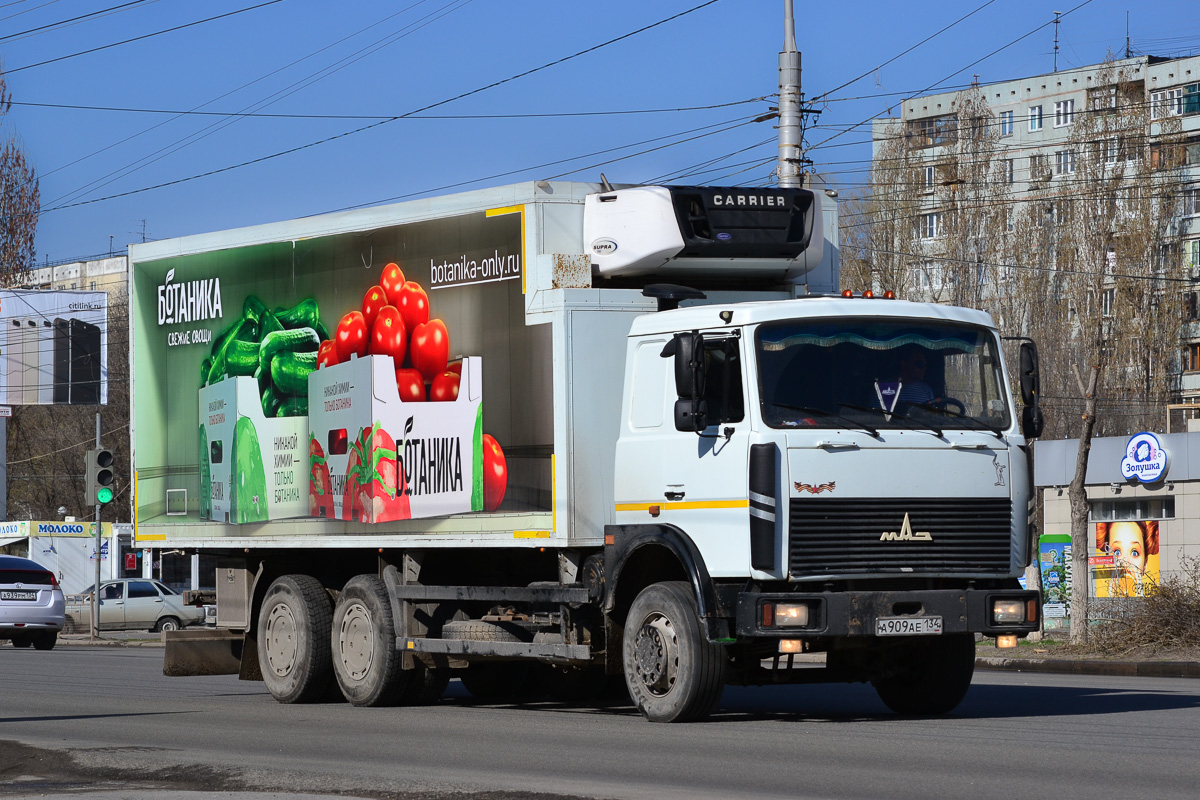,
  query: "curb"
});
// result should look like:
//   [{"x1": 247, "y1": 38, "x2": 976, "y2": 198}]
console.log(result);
[
  {"x1": 976, "y1": 656, "x2": 1200, "y2": 679},
  {"x1": 57, "y1": 635, "x2": 163, "y2": 648}
]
